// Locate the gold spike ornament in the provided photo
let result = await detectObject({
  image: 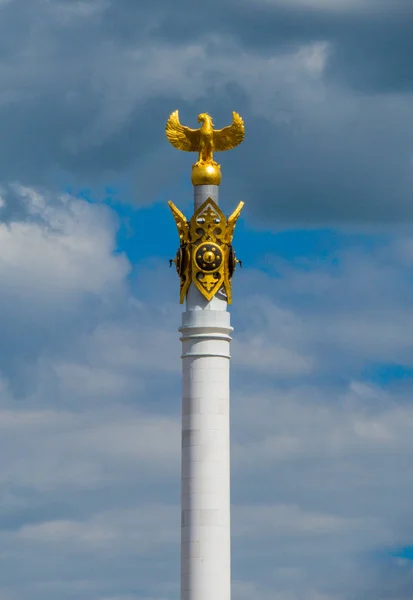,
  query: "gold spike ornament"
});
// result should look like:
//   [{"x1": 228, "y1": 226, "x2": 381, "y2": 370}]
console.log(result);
[{"x1": 168, "y1": 198, "x2": 244, "y2": 304}]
